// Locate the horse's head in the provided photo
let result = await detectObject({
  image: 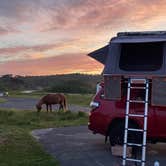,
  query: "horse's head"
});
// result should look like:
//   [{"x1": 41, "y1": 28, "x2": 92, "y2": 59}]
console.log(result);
[{"x1": 36, "y1": 104, "x2": 42, "y2": 112}]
